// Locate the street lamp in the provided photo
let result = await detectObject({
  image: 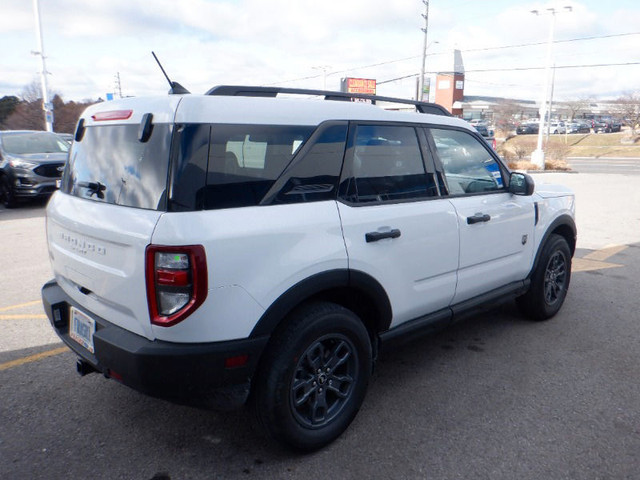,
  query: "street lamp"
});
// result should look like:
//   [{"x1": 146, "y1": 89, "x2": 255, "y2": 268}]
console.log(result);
[
  {"x1": 530, "y1": 6, "x2": 572, "y2": 169},
  {"x1": 312, "y1": 65, "x2": 332, "y2": 90},
  {"x1": 32, "y1": 0, "x2": 53, "y2": 132},
  {"x1": 418, "y1": 0, "x2": 430, "y2": 101}
]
